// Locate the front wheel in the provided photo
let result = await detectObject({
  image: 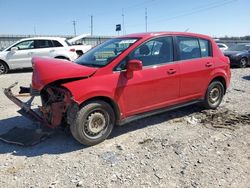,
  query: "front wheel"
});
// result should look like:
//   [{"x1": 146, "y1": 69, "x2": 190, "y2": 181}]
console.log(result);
[
  {"x1": 203, "y1": 81, "x2": 224, "y2": 109},
  {"x1": 0, "y1": 61, "x2": 8, "y2": 74},
  {"x1": 70, "y1": 100, "x2": 115, "y2": 146}
]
